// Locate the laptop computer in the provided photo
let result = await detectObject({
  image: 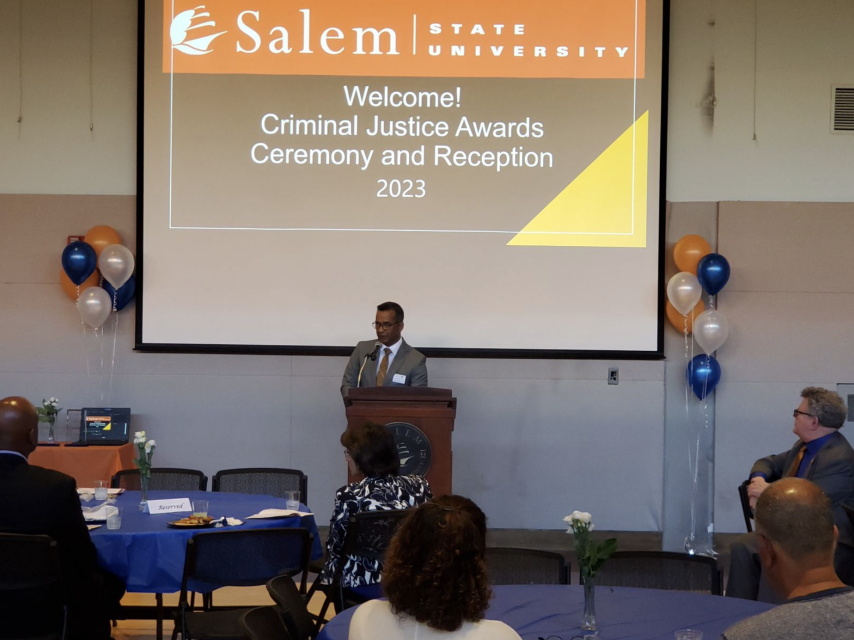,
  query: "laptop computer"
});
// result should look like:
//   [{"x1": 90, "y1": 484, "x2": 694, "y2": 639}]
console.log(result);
[{"x1": 78, "y1": 408, "x2": 131, "y2": 445}]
